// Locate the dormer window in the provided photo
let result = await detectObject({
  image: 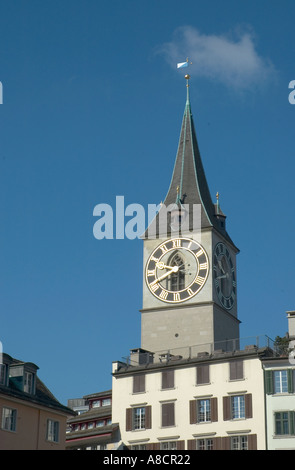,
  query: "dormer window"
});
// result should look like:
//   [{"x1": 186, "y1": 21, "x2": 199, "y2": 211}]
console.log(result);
[
  {"x1": 24, "y1": 371, "x2": 34, "y2": 394},
  {"x1": 9, "y1": 362, "x2": 38, "y2": 395}
]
